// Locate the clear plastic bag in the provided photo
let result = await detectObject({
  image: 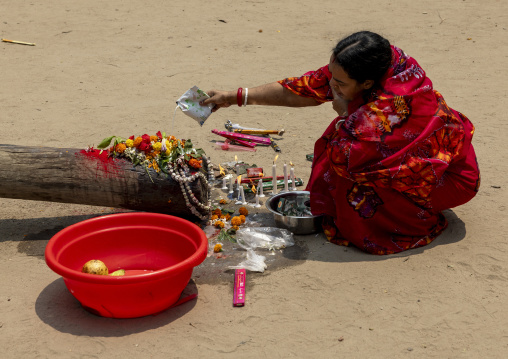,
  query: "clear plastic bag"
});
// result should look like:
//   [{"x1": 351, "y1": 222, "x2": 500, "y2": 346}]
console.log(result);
[
  {"x1": 235, "y1": 227, "x2": 295, "y2": 251},
  {"x1": 229, "y1": 249, "x2": 267, "y2": 273}
]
